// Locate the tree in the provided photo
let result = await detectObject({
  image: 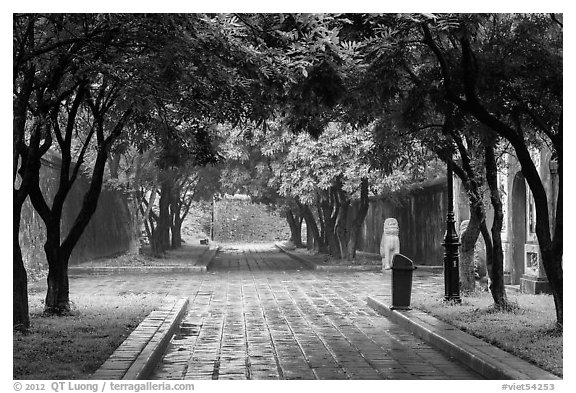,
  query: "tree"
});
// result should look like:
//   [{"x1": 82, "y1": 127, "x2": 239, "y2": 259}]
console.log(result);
[
  {"x1": 13, "y1": 13, "x2": 292, "y2": 323},
  {"x1": 269, "y1": 122, "x2": 393, "y2": 260},
  {"x1": 139, "y1": 162, "x2": 219, "y2": 255},
  {"x1": 416, "y1": 13, "x2": 563, "y2": 325},
  {"x1": 14, "y1": 13, "x2": 137, "y2": 324},
  {"x1": 16, "y1": 14, "x2": 181, "y2": 315},
  {"x1": 170, "y1": 165, "x2": 220, "y2": 247},
  {"x1": 347, "y1": 13, "x2": 561, "y2": 318},
  {"x1": 141, "y1": 121, "x2": 219, "y2": 254},
  {"x1": 400, "y1": 108, "x2": 510, "y2": 302},
  {"x1": 373, "y1": 112, "x2": 494, "y2": 294},
  {"x1": 28, "y1": 78, "x2": 134, "y2": 314},
  {"x1": 217, "y1": 122, "x2": 300, "y2": 244}
]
